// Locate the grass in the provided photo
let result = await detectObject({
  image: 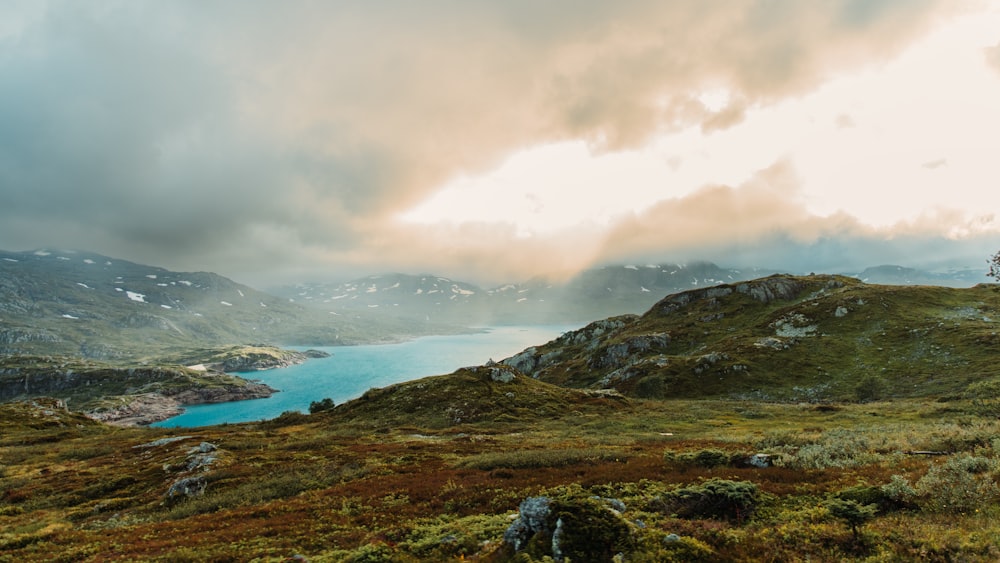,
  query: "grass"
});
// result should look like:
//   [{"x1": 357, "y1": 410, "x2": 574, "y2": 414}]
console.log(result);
[{"x1": 3, "y1": 392, "x2": 1000, "y2": 561}]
